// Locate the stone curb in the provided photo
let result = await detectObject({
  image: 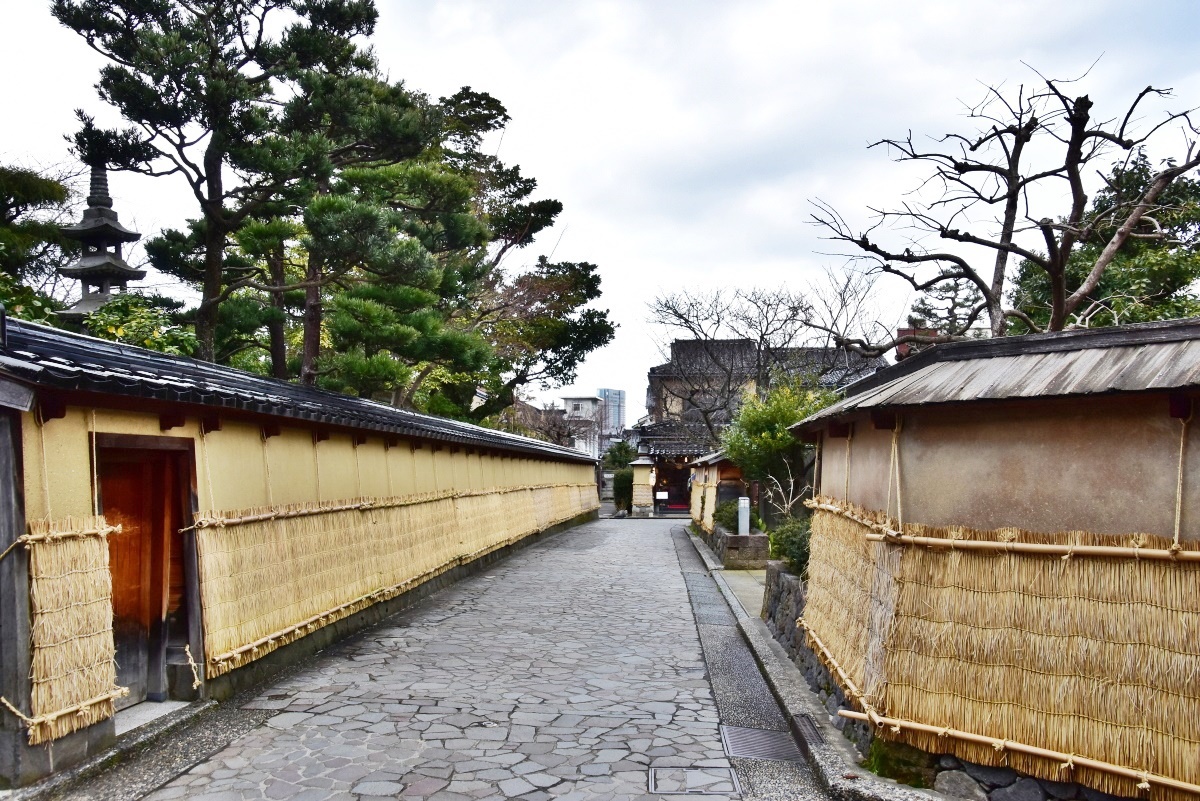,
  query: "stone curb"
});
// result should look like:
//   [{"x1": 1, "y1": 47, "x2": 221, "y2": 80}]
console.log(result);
[
  {"x1": 10, "y1": 700, "x2": 217, "y2": 801},
  {"x1": 681, "y1": 528, "x2": 945, "y2": 801}
]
